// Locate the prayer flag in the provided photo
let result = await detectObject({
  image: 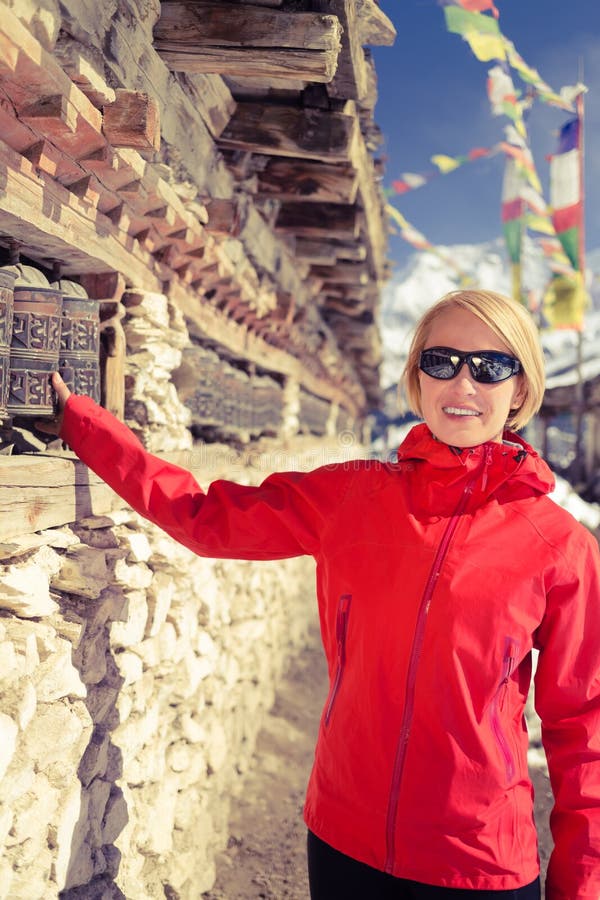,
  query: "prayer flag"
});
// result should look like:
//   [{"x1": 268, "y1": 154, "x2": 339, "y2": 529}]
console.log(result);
[
  {"x1": 443, "y1": 6, "x2": 505, "y2": 60},
  {"x1": 441, "y1": 0, "x2": 499, "y2": 16},
  {"x1": 525, "y1": 214, "x2": 556, "y2": 236},
  {"x1": 549, "y1": 117, "x2": 582, "y2": 270},
  {"x1": 431, "y1": 154, "x2": 461, "y2": 173},
  {"x1": 501, "y1": 159, "x2": 523, "y2": 260},
  {"x1": 542, "y1": 272, "x2": 587, "y2": 330}
]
